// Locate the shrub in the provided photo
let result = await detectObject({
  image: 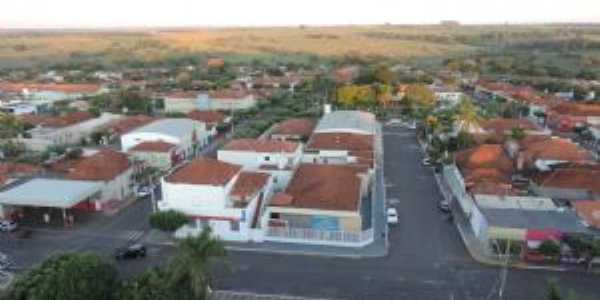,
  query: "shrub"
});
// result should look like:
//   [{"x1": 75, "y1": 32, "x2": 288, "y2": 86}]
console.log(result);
[{"x1": 149, "y1": 210, "x2": 189, "y2": 231}]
